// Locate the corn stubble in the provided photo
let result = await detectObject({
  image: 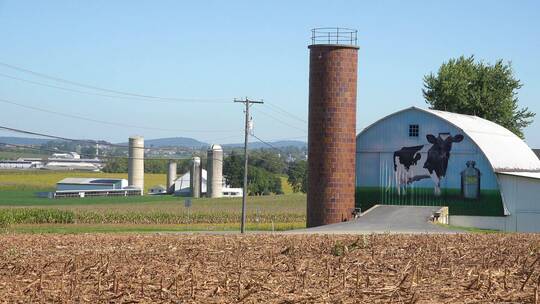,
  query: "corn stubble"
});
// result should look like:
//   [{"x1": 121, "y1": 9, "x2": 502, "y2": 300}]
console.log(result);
[{"x1": 0, "y1": 233, "x2": 538, "y2": 303}]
